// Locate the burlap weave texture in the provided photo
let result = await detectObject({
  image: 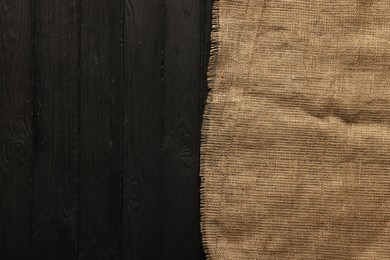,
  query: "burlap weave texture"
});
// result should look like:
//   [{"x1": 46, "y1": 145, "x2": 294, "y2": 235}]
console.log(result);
[{"x1": 201, "y1": 0, "x2": 390, "y2": 259}]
